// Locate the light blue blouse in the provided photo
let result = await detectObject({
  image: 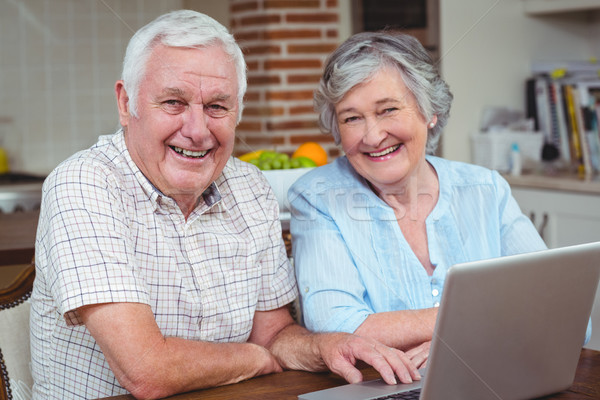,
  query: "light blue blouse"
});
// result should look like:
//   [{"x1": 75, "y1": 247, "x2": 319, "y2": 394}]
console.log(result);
[{"x1": 289, "y1": 155, "x2": 563, "y2": 336}]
